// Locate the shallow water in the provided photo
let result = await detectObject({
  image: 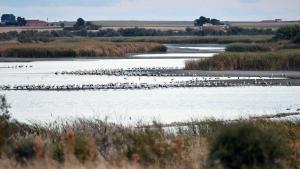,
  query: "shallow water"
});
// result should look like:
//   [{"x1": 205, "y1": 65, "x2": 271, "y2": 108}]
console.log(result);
[
  {"x1": 2, "y1": 87, "x2": 300, "y2": 124},
  {"x1": 178, "y1": 46, "x2": 225, "y2": 51},
  {"x1": 132, "y1": 53, "x2": 217, "y2": 58},
  {"x1": 0, "y1": 59, "x2": 186, "y2": 73},
  {"x1": 166, "y1": 44, "x2": 226, "y2": 53},
  {"x1": 0, "y1": 44, "x2": 299, "y2": 124}
]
